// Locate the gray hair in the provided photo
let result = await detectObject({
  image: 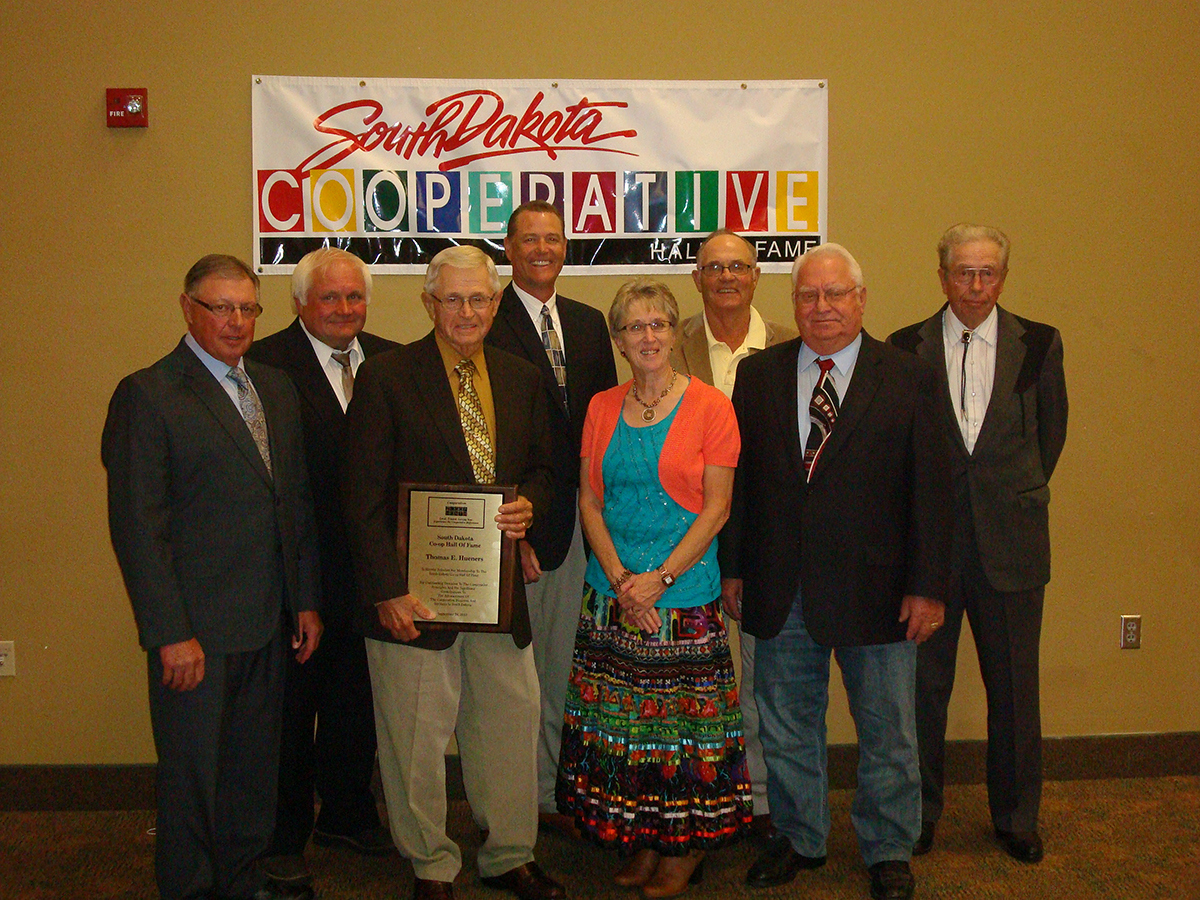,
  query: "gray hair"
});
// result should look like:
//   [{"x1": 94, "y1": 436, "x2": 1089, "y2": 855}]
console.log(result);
[
  {"x1": 424, "y1": 246, "x2": 501, "y2": 296},
  {"x1": 184, "y1": 254, "x2": 259, "y2": 297},
  {"x1": 696, "y1": 228, "x2": 758, "y2": 264},
  {"x1": 937, "y1": 223, "x2": 1011, "y2": 271},
  {"x1": 608, "y1": 278, "x2": 680, "y2": 339},
  {"x1": 291, "y1": 248, "x2": 372, "y2": 310},
  {"x1": 792, "y1": 242, "x2": 864, "y2": 288}
]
